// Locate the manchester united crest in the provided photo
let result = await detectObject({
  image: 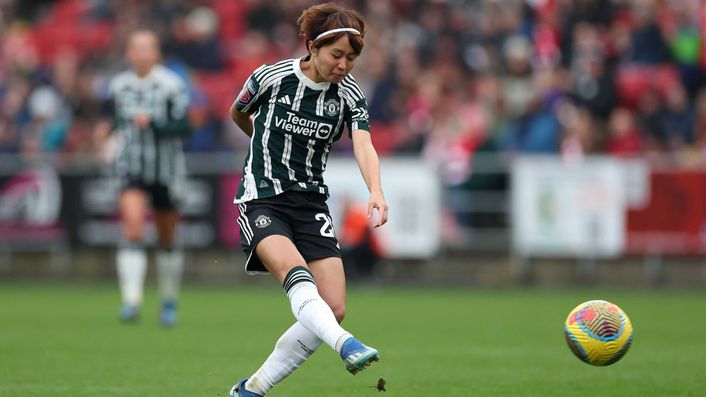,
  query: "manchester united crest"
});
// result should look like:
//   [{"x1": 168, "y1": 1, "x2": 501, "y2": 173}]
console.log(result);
[
  {"x1": 255, "y1": 215, "x2": 272, "y2": 228},
  {"x1": 323, "y1": 99, "x2": 340, "y2": 117}
]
